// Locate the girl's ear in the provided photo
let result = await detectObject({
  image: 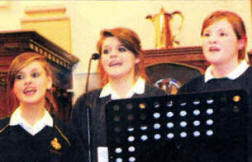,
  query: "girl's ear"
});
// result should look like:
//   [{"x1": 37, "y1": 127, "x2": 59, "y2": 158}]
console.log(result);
[
  {"x1": 47, "y1": 76, "x2": 53, "y2": 90},
  {"x1": 135, "y1": 57, "x2": 140, "y2": 64},
  {"x1": 238, "y1": 38, "x2": 246, "y2": 50}
]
